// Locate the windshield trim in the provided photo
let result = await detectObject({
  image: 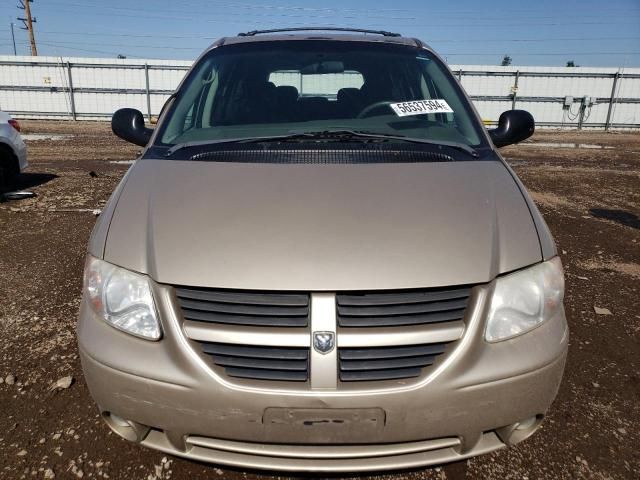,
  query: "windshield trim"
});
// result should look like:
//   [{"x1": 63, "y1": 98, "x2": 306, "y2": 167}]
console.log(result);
[{"x1": 164, "y1": 130, "x2": 479, "y2": 158}]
